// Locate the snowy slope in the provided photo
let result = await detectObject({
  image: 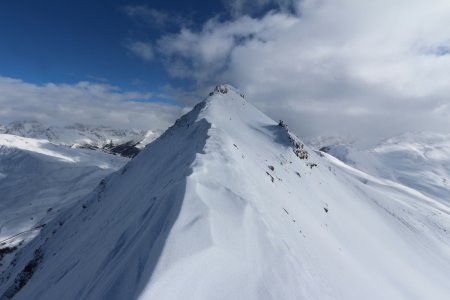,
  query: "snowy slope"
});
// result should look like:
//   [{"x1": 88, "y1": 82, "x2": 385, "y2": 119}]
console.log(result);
[
  {"x1": 0, "y1": 120, "x2": 161, "y2": 150},
  {"x1": 0, "y1": 134, "x2": 127, "y2": 258},
  {"x1": 1, "y1": 85, "x2": 449, "y2": 300},
  {"x1": 317, "y1": 132, "x2": 450, "y2": 203}
]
